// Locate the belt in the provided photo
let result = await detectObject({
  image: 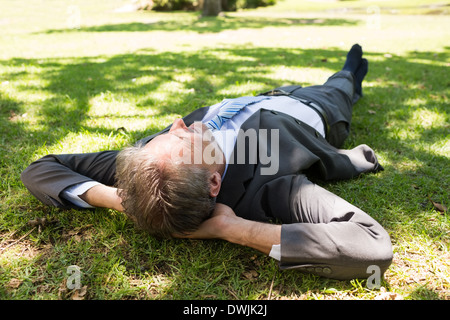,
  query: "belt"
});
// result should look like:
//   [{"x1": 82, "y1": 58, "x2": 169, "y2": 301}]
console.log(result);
[{"x1": 263, "y1": 89, "x2": 330, "y2": 137}]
